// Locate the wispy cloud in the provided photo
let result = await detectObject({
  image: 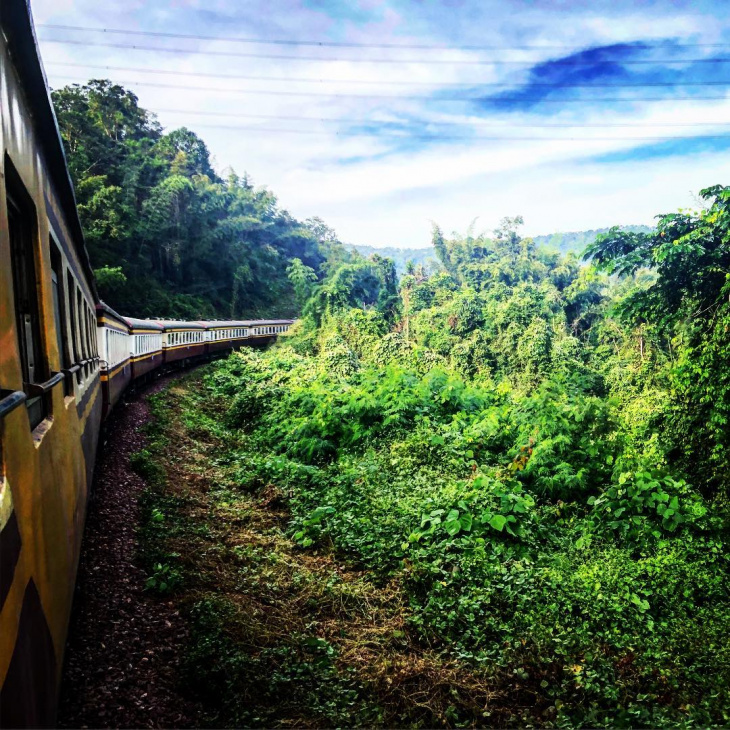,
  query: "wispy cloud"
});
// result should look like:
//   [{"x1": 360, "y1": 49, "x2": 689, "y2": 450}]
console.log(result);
[{"x1": 31, "y1": 0, "x2": 730, "y2": 247}]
